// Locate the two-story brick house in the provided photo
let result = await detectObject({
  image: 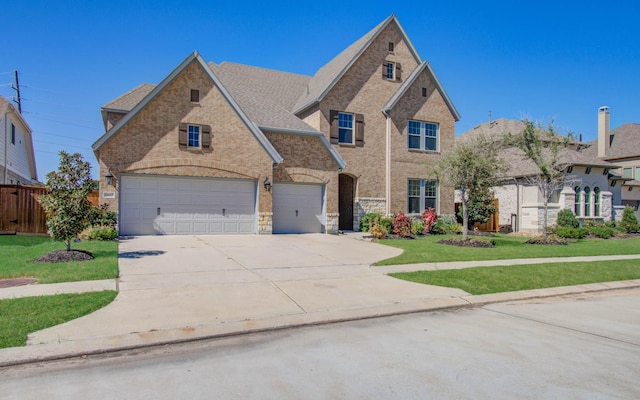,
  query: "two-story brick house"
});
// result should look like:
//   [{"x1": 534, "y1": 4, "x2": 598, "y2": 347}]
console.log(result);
[{"x1": 92, "y1": 15, "x2": 460, "y2": 235}]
